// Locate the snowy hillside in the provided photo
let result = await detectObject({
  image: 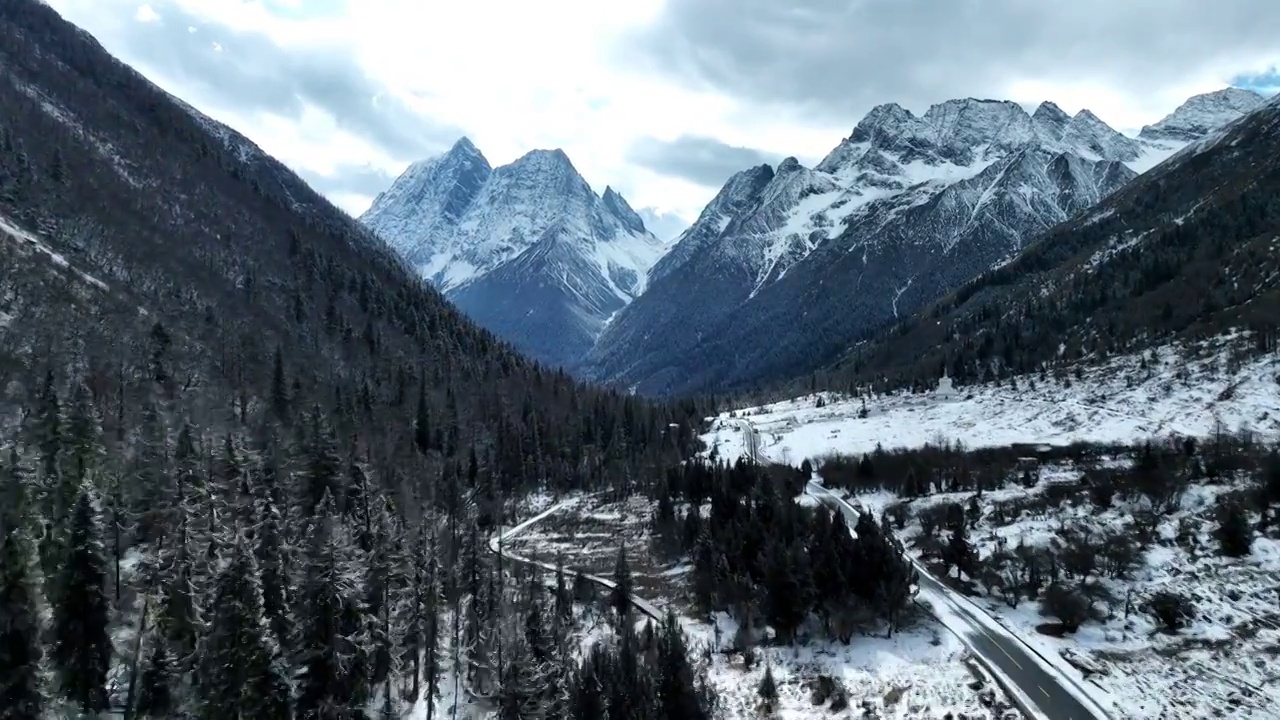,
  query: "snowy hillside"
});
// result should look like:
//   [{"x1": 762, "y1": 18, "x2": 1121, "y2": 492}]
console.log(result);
[
  {"x1": 587, "y1": 88, "x2": 1266, "y2": 397},
  {"x1": 360, "y1": 139, "x2": 667, "y2": 368},
  {"x1": 704, "y1": 337, "x2": 1279, "y2": 466}
]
